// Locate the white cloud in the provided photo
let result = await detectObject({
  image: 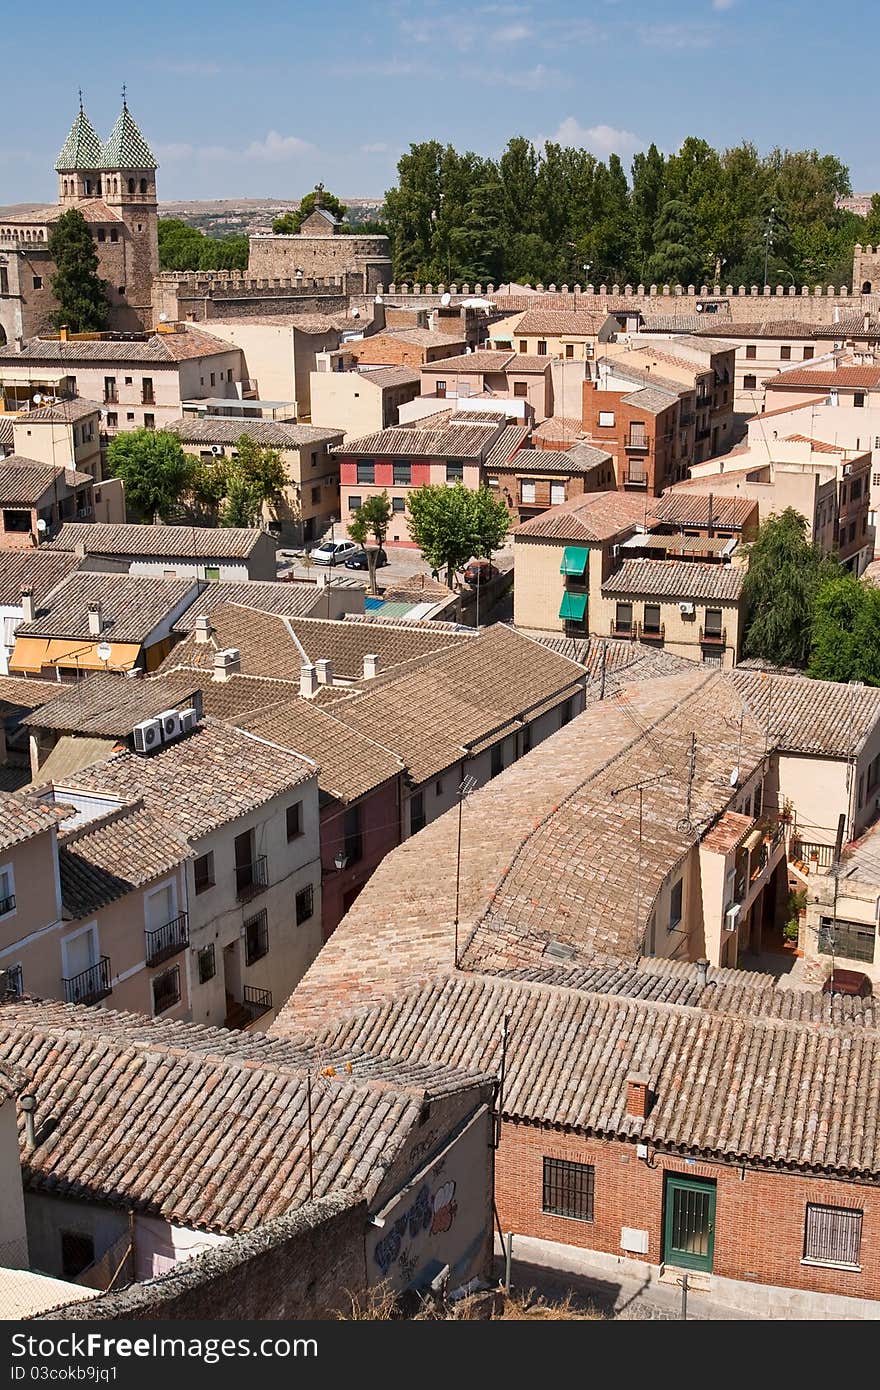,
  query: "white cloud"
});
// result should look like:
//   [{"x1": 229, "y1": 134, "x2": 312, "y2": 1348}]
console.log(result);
[
  {"x1": 551, "y1": 117, "x2": 645, "y2": 160},
  {"x1": 244, "y1": 131, "x2": 315, "y2": 162},
  {"x1": 360, "y1": 142, "x2": 390, "y2": 154},
  {"x1": 496, "y1": 21, "x2": 531, "y2": 40}
]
